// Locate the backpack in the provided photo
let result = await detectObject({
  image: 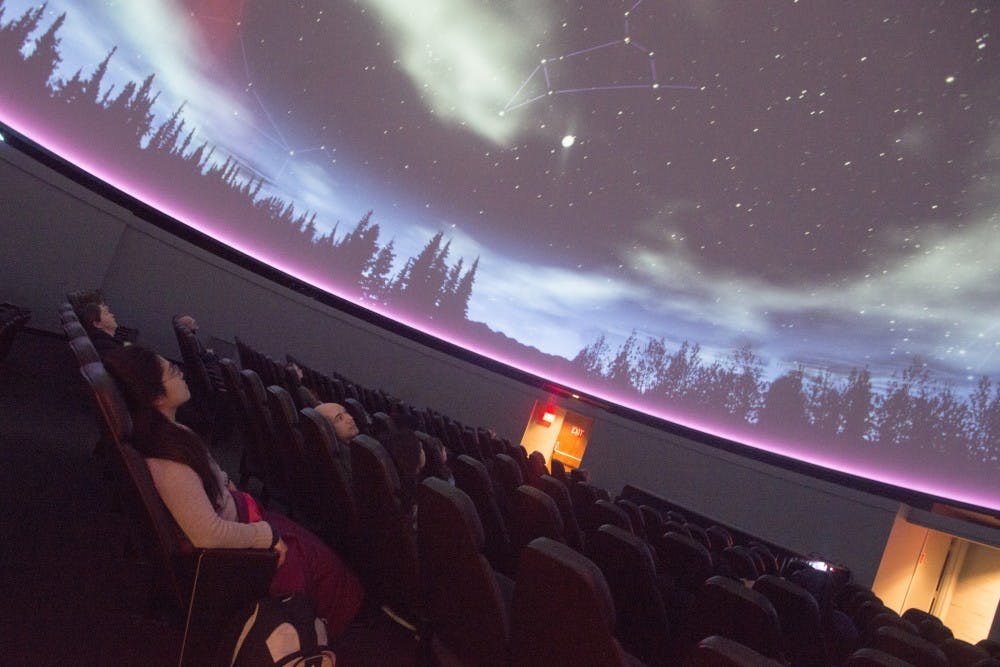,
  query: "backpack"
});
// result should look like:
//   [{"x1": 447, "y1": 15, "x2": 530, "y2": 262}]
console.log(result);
[{"x1": 220, "y1": 594, "x2": 335, "y2": 667}]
